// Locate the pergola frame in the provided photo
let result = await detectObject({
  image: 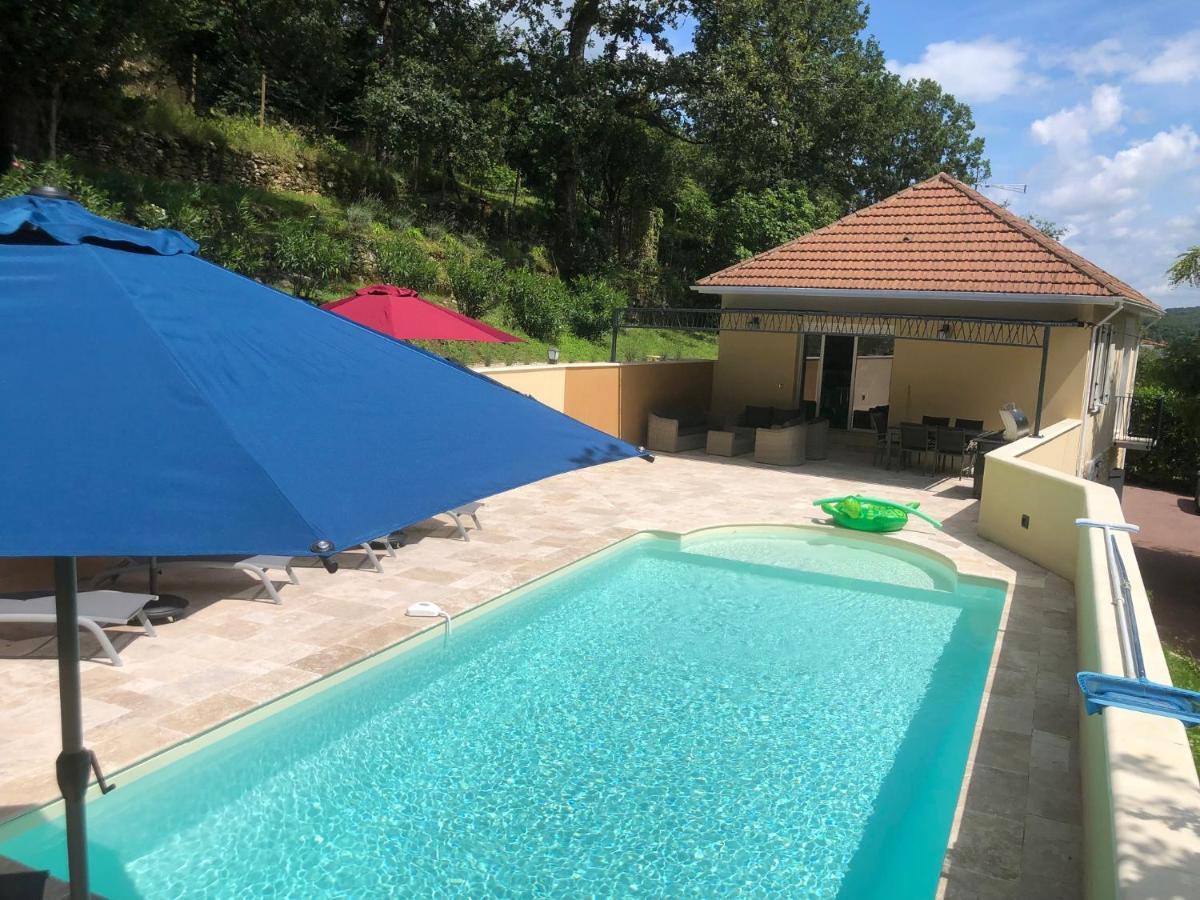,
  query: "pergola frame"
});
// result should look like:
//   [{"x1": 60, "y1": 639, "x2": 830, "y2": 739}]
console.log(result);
[{"x1": 608, "y1": 306, "x2": 1089, "y2": 436}]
